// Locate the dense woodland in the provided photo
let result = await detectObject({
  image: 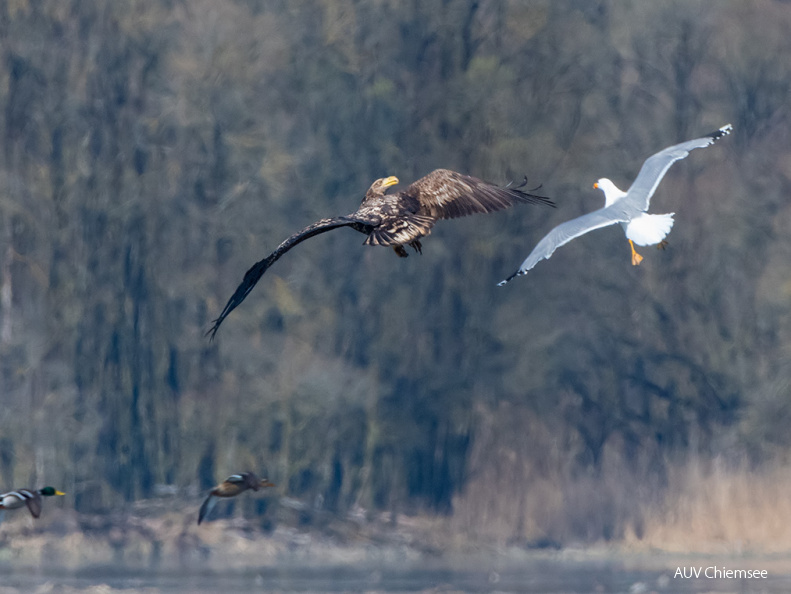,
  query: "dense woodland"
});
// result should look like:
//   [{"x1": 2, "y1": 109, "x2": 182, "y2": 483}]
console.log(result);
[{"x1": 0, "y1": 0, "x2": 789, "y2": 545}]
